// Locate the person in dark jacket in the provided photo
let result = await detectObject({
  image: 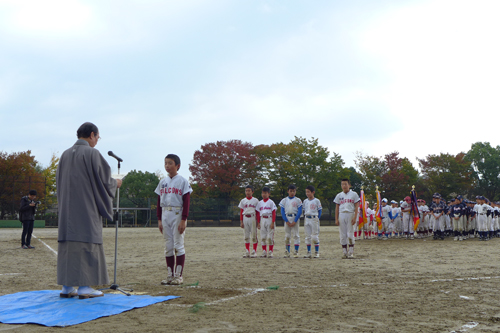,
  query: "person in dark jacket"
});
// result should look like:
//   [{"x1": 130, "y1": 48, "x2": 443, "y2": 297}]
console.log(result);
[{"x1": 20, "y1": 190, "x2": 38, "y2": 249}]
